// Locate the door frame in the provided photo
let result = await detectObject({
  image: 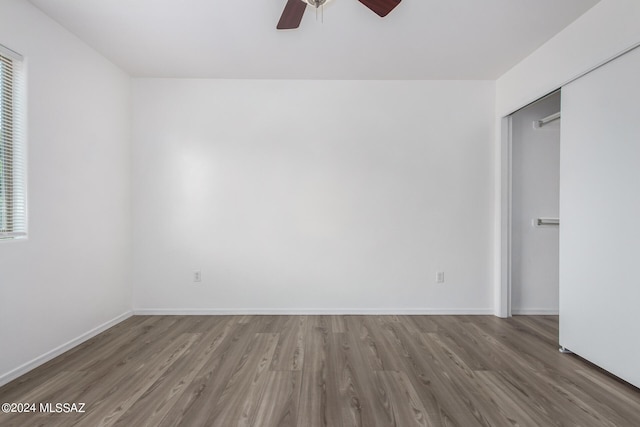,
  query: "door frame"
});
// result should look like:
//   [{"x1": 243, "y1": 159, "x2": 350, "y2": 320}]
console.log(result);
[{"x1": 498, "y1": 115, "x2": 513, "y2": 318}]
